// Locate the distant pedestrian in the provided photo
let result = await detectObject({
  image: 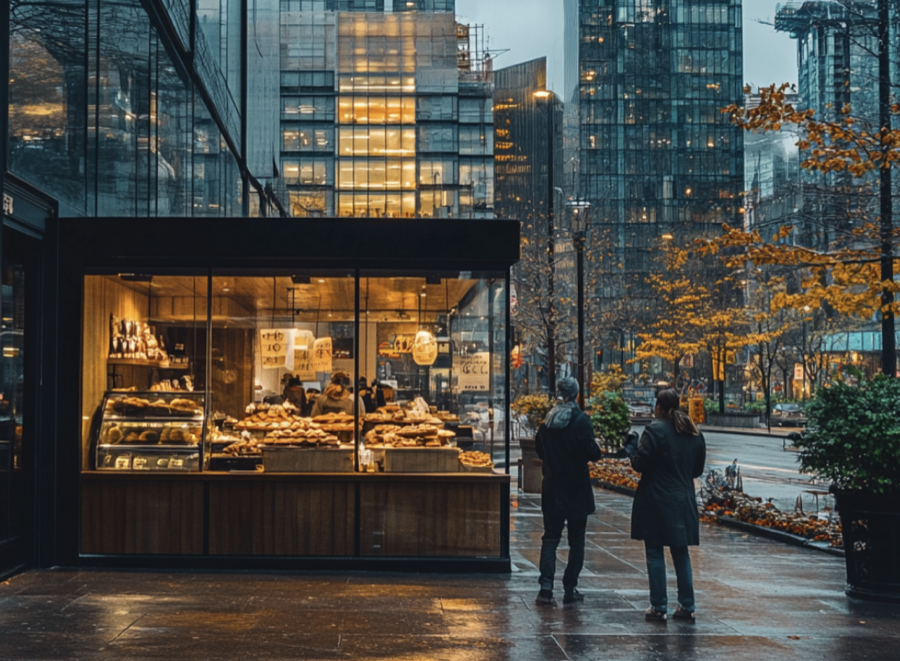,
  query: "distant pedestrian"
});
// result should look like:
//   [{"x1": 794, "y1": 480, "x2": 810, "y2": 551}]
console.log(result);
[
  {"x1": 627, "y1": 388, "x2": 706, "y2": 622},
  {"x1": 535, "y1": 377, "x2": 602, "y2": 606}
]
